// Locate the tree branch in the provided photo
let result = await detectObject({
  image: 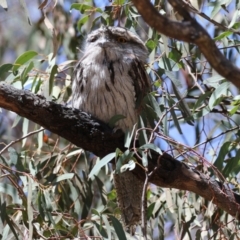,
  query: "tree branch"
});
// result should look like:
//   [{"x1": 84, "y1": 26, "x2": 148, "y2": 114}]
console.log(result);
[
  {"x1": 0, "y1": 82, "x2": 240, "y2": 219},
  {"x1": 0, "y1": 83, "x2": 124, "y2": 158},
  {"x1": 132, "y1": 0, "x2": 240, "y2": 88}
]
